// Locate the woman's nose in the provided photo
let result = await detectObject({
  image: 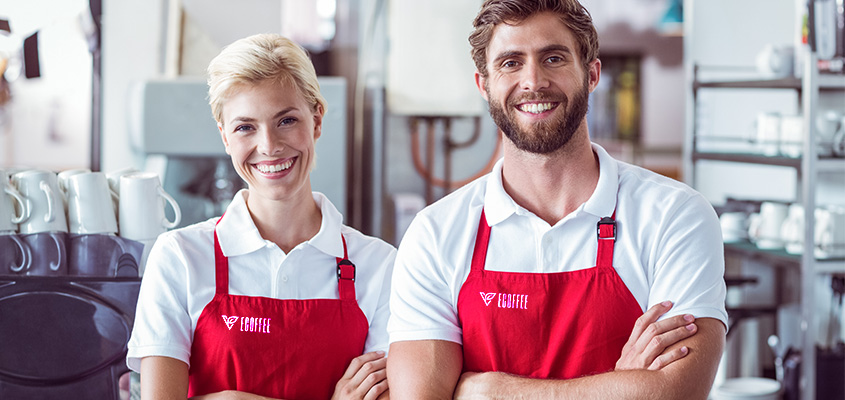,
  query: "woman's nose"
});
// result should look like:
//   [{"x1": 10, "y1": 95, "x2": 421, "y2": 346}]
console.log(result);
[{"x1": 257, "y1": 128, "x2": 284, "y2": 155}]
